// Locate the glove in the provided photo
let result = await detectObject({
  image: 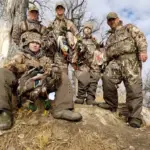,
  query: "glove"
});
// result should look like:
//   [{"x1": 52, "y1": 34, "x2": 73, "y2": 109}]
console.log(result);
[
  {"x1": 61, "y1": 26, "x2": 67, "y2": 32},
  {"x1": 51, "y1": 65, "x2": 61, "y2": 81},
  {"x1": 77, "y1": 36, "x2": 82, "y2": 43}
]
